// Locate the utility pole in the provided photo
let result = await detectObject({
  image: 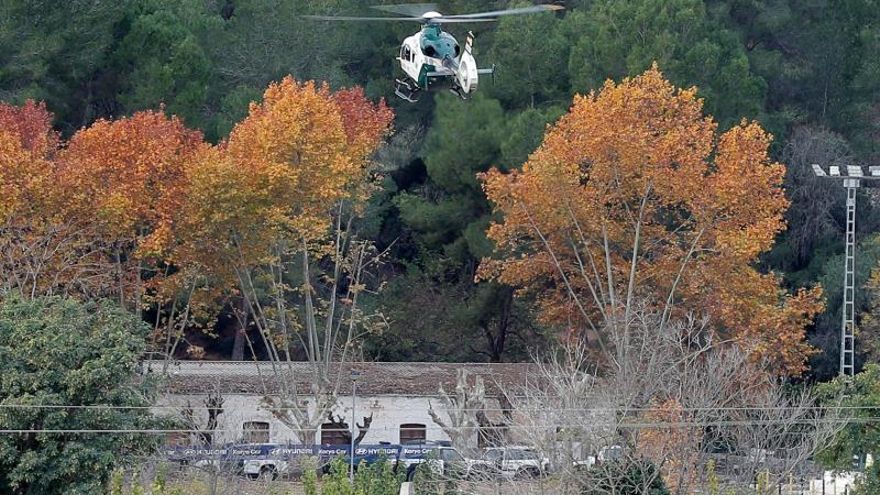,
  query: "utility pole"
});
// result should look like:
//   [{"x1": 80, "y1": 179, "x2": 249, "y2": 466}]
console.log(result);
[
  {"x1": 350, "y1": 369, "x2": 360, "y2": 481},
  {"x1": 811, "y1": 164, "x2": 880, "y2": 376}
]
